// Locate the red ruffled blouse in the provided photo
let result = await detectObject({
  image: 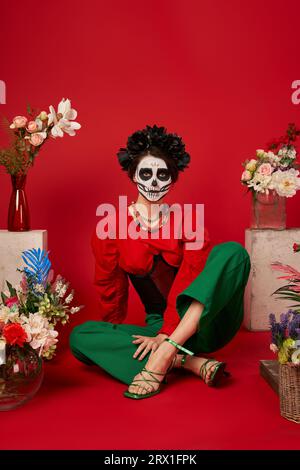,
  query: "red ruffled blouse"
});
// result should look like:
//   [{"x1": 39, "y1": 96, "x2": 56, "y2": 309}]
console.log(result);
[{"x1": 91, "y1": 204, "x2": 213, "y2": 337}]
